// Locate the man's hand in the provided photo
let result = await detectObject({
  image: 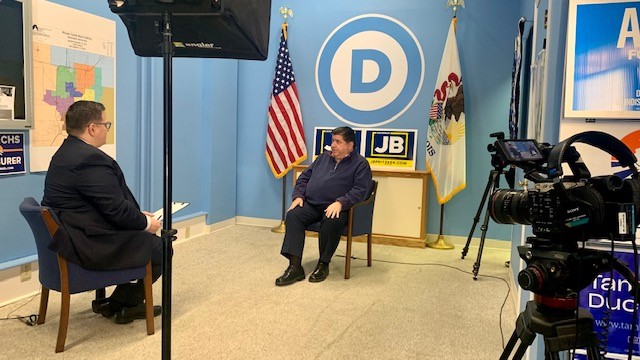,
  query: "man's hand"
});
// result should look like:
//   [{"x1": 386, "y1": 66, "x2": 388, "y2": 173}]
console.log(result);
[
  {"x1": 288, "y1": 197, "x2": 304, "y2": 211},
  {"x1": 142, "y1": 211, "x2": 162, "y2": 234},
  {"x1": 324, "y1": 201, "x2": 342, "y2": 219}
]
